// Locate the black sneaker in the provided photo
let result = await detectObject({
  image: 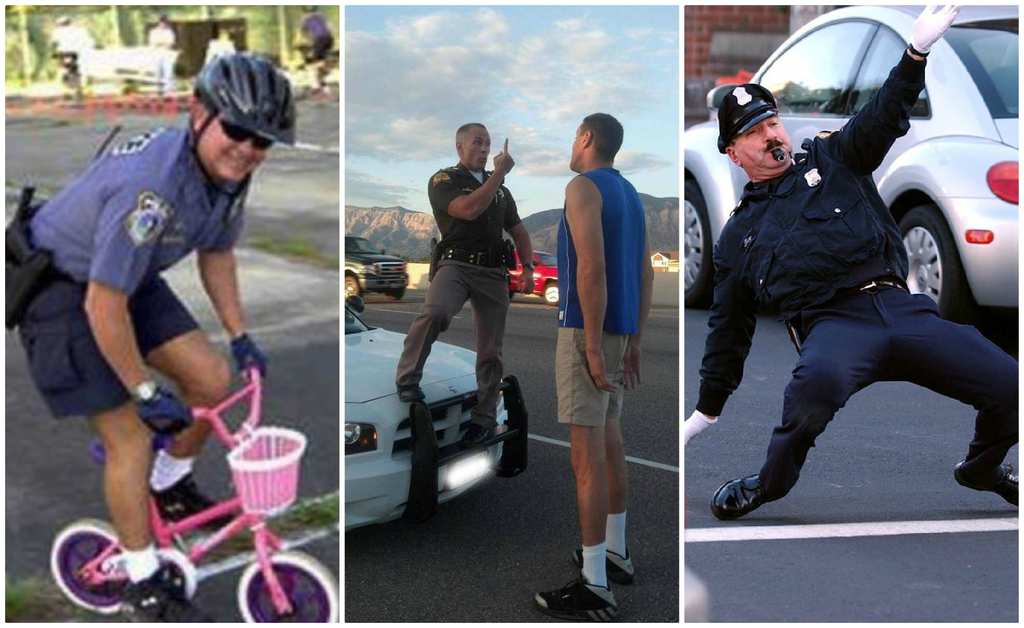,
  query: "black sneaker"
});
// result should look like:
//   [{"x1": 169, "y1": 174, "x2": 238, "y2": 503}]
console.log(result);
[
  {"x1": 152, "y1": 474, "x2": 231, "y2": 527},
  {"x1": 121, "y1": 564, "x2": 211, "y2": 622},
  {"x1": 535, "y1": 577, "x2": 618, "y2": 622},
  {"x1": 572, "y1": 548, "x2": 635, "y2": 585}
]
